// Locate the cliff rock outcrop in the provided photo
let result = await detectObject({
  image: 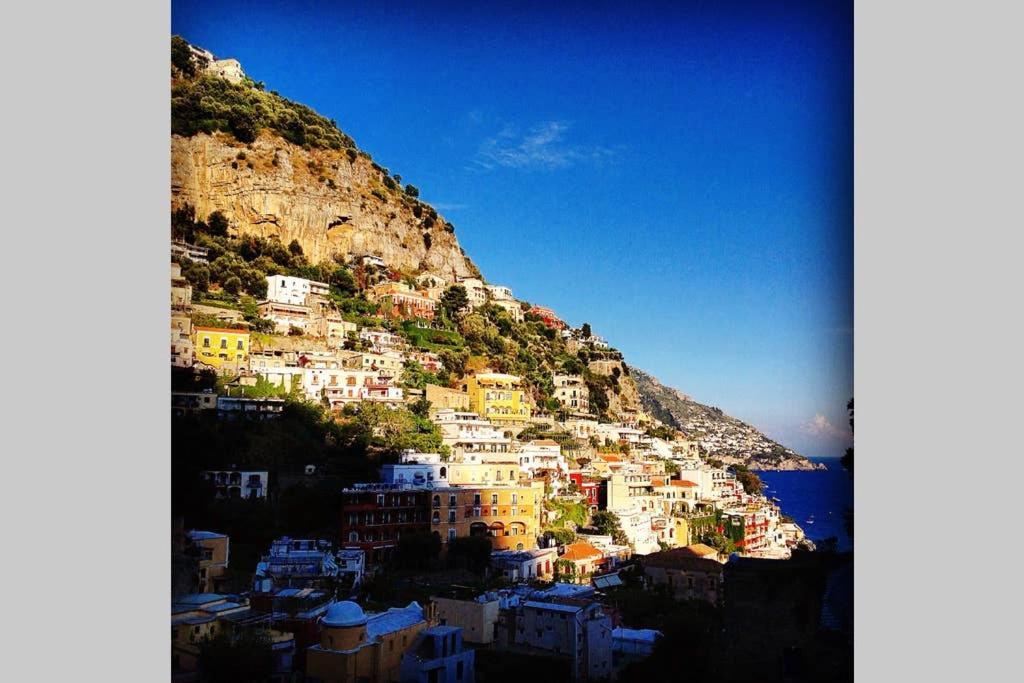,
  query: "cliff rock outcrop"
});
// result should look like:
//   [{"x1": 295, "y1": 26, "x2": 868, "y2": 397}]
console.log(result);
[{"x1": 171, "y1": 131, "x2": 479, "y2": 282}]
